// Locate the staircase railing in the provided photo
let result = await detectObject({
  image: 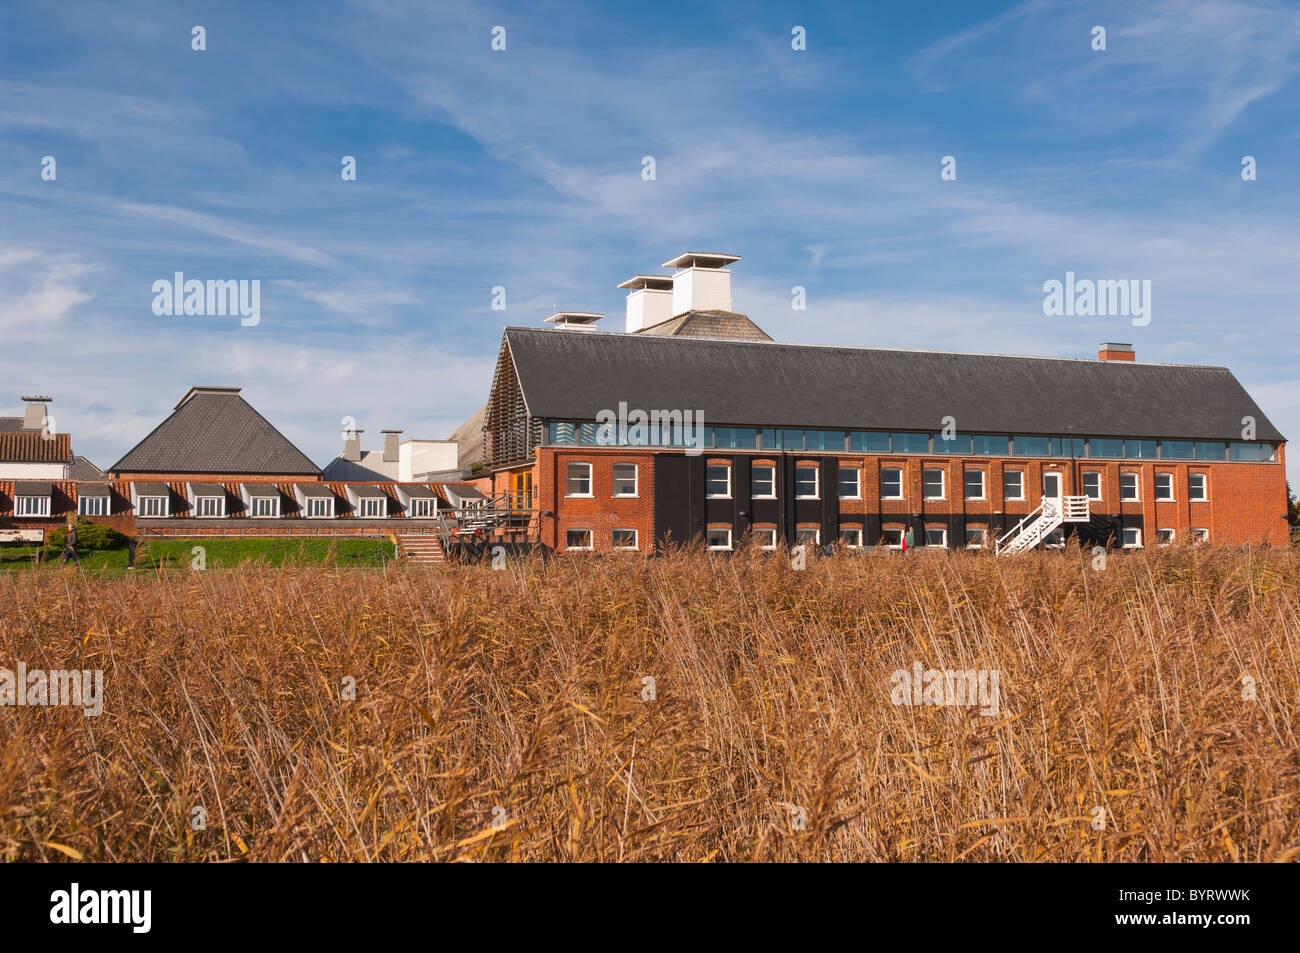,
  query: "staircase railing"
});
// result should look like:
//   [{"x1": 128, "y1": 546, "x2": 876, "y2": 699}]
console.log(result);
[{"x1": 995, "y1": 495, "x2": 1091, "y2": 555}]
